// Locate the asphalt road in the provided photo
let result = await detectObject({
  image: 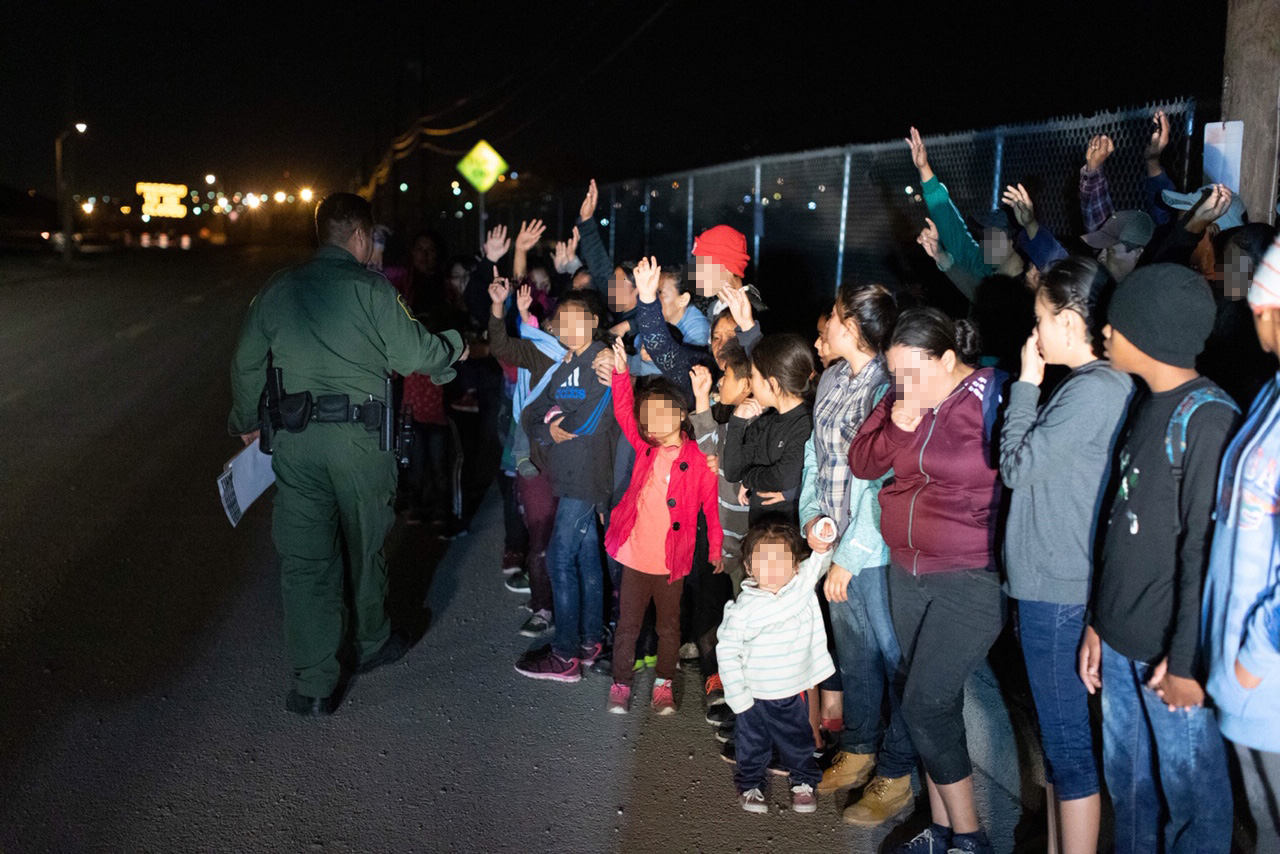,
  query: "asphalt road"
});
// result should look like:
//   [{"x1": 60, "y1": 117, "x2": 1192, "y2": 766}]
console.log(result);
[{"x1": 0, "y1": 247, "x2": 1025, "y2": 853}]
